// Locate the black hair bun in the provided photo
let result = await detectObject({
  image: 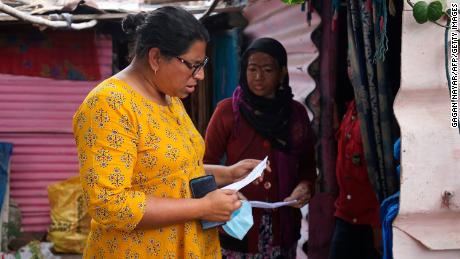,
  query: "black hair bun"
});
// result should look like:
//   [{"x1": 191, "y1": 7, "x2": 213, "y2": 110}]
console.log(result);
[{"x1": 122, "y1": 12, "x2": 147, "y2": 36}]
